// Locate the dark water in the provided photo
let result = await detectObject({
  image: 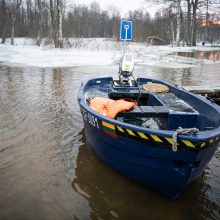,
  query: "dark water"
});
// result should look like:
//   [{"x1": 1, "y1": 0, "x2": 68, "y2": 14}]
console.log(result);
[
  {"x1": 177, "y1": 50, "x2": 220, "y2": 61},
  {"x1": 0, "y1": 64, "x2": 220, "y2": 220}
]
